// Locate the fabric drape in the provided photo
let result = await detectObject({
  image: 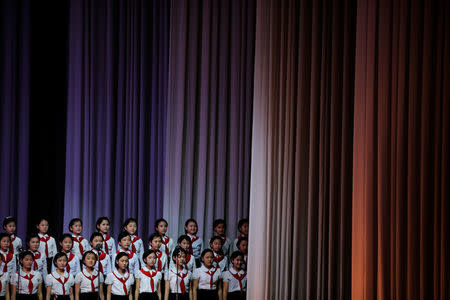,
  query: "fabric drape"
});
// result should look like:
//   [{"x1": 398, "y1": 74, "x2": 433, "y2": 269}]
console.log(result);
[
  {"x1": 352, "y1": 0, "x2": 450, "y2": 299},
  {"x1": 0, "y1": 0, "x2": 31, "y2": 237},
  {"x1": 63, "y1": 0, "x2": 169, "y2": 239},
  {"x1": 163, "y1": 0, "x2": 255, "y2": 242},
  {"x1": 248, "y1": 0, "x2": 356, "y2": 298}
]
